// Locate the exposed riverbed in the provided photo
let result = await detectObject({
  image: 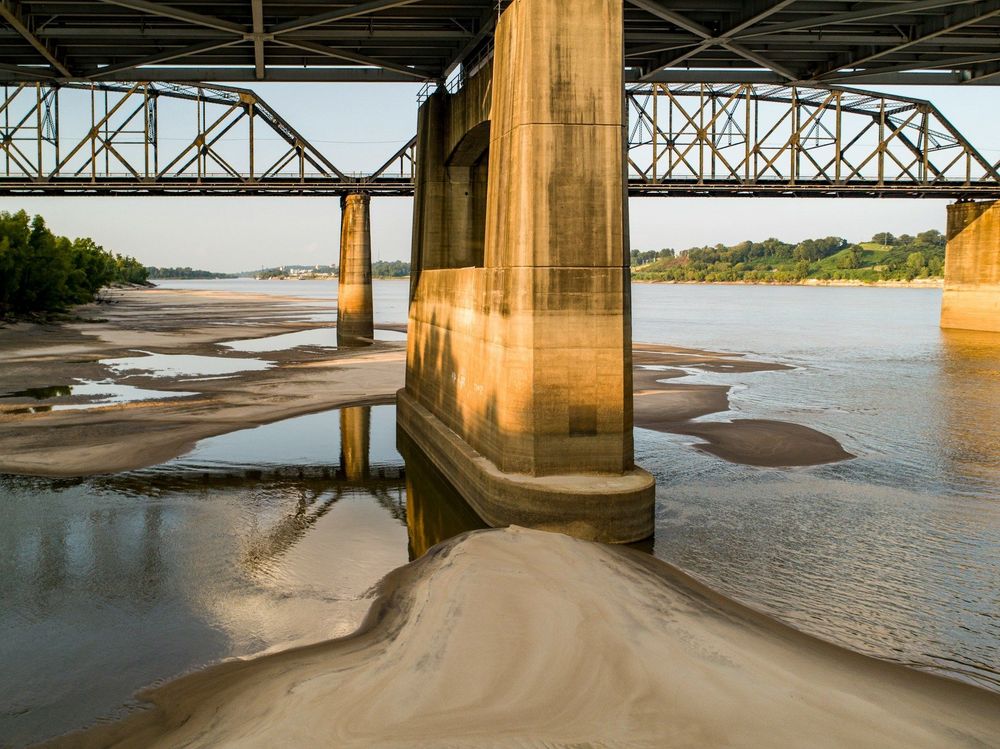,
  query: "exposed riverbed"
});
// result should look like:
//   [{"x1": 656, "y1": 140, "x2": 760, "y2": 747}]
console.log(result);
[{"x1": 1, "y1": 280, "x2": 999, "y2": 746}]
